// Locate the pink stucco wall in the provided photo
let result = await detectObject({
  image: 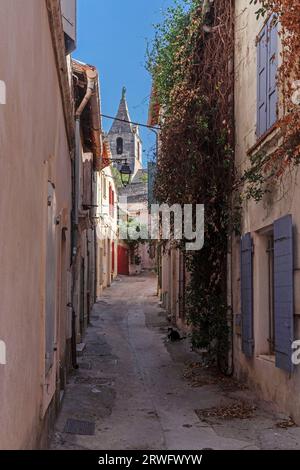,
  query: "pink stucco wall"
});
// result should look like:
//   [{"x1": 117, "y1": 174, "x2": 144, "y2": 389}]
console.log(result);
[{"x1": 0, "y1": 0, "x2": 72, "y2": 448}]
